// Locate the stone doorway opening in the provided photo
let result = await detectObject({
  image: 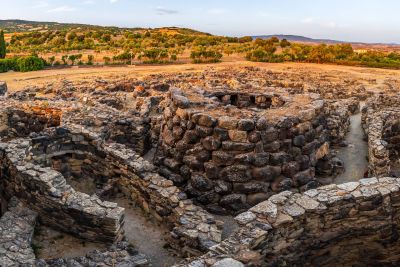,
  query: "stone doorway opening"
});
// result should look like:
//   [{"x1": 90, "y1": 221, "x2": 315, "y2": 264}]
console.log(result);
[{"x1": 213, "y1": 92, "x2": 283, "y2": 109}]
